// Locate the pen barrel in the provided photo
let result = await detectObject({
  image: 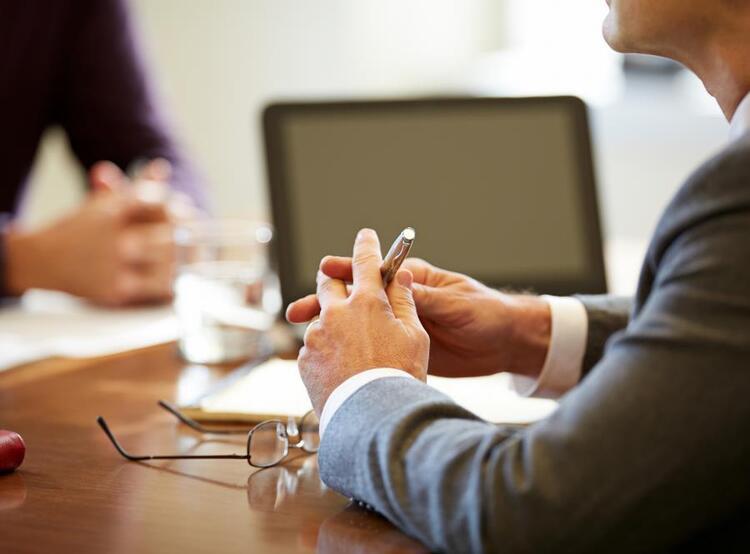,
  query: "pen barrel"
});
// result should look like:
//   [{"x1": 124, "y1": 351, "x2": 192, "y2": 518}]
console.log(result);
[
  {"x1": 380, "y1": 227, "x2": 416, "y2": 286},
  {"x1": 381, "y1": 259, "x2": 400, "y2": 285},
  {"x1": 380, "y1": 231, "x2": 414, "y2": 285}
]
